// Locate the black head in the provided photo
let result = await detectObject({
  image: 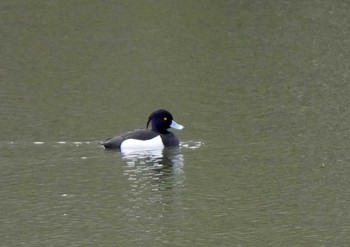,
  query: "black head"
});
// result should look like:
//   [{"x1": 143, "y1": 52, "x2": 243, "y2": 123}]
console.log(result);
[{"x1": 146, "y1": 109, "x2": 184, "y2": 133}]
